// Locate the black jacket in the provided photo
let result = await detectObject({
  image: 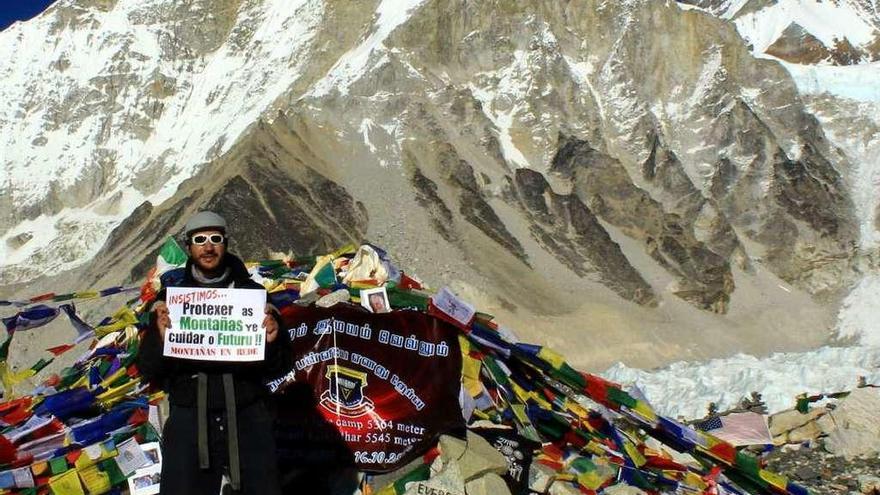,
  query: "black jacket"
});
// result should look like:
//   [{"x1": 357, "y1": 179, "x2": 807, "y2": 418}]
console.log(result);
[{"x1": 138, "y1": 253, "x2": 287, "y2": 409}]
